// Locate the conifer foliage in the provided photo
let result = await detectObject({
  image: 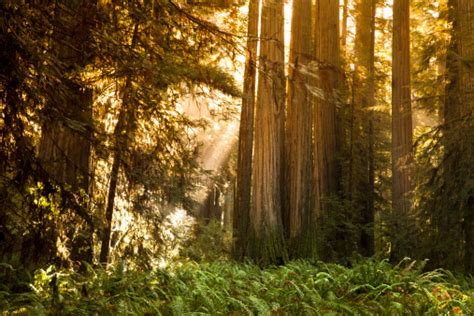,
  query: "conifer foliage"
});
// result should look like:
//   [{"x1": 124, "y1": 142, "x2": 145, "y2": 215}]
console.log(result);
[{"x1": 0, "y1": 0, "x2": 239, "y2": 268}]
